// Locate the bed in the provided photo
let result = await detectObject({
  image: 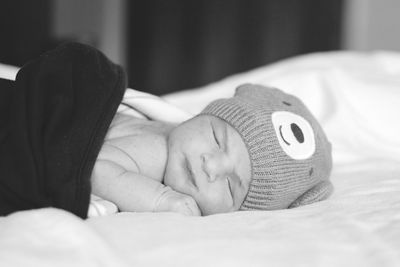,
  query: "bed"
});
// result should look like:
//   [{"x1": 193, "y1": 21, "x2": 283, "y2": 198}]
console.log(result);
[{"x1": 1, "y1": 50, "x2": 400, "y2": 267}]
